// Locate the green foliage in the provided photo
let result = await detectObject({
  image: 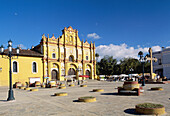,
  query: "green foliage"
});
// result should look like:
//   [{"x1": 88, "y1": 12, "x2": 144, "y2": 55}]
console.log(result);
[
  {"x1": 151, "y1": 87, "x2": 162, "y2": 89},
  {"x1": 96, "y1": 55, "x2": 151, "y2": 75},
  {"x1": 79, "y1": 96, "x2": 95, "y2": 99},
  {"x1": 136, "y1": 103, "x2": 164, "y2": 108}
]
